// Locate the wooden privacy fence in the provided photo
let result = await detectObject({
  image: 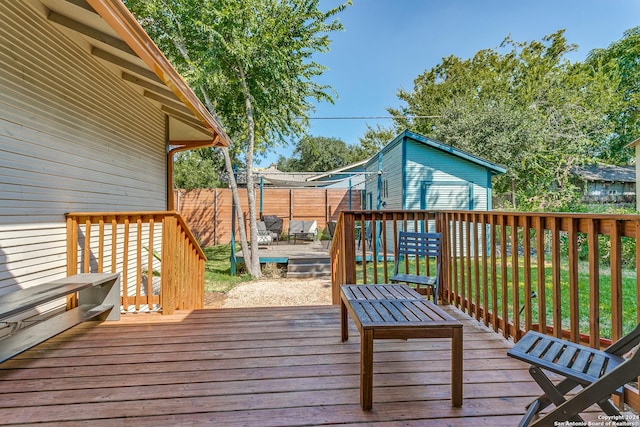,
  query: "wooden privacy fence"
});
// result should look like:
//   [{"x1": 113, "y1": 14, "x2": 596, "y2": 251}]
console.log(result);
[
  {"x1": 175, "y1": 188, "x2": 362, "y2": 246},
  {"x1": 331, "y1": 209, "x2": 640, "y2": 409},
  {"x1": 66, "y1": 211, "x2": 206, "y2": 315}
]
